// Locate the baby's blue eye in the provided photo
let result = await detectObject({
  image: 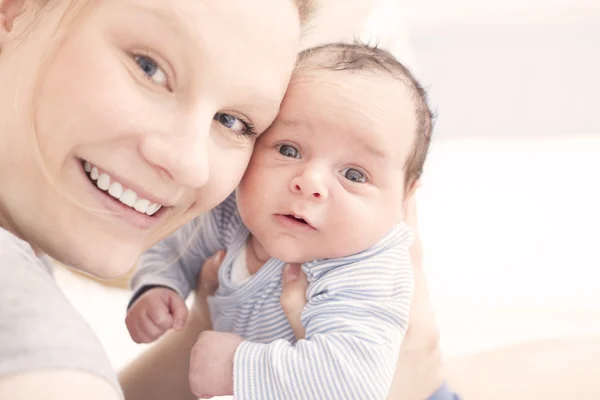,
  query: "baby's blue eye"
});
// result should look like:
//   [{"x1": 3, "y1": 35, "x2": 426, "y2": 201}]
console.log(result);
[
  {"x1": 342, "y1": 168, "x2": 366, "y2": 183},
  {"x1": 134, "y1": 55, "x2": 167, "y2": 86},
  {"x1": 278, "y1": 144, "x2": 300, "y2": 158}
]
